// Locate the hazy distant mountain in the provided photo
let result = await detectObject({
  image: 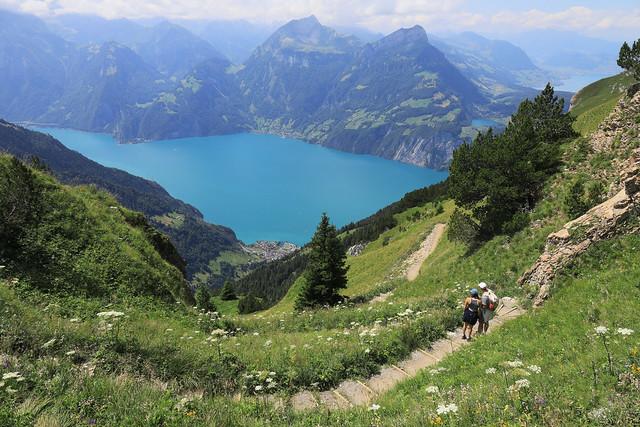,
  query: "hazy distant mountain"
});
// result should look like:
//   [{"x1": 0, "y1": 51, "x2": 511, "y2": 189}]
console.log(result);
[
  {"x1": 239, "y1": 16, "x2": 362, "y2": 120},
  {"x1": 176, "y1": 19, "x2": 275, "y2": 64},
  {"x1": 507, "y1": 30, "x2": 621, "y2": 75},
  {"x1": 431, "y1": 32, "x2": 552, "y2": 90},
  {"x1": 0, "y1": 10, "x2": 71, "y2": 120},
  {"x1": 38, "y1": 42, "x2": 163, "y2": 132},
  {"x1": 47, "y1": 15, "x2": 224, "y2": 77},
  {"x1": 45, "y1": 14, "x2": 149, "y2": 46},
  {"x1": 118, "y1": 56, "x2": 249, "y2": 141},
  {"x1": 134, "y1": 21, "x2": 225, "y2": 77}
]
